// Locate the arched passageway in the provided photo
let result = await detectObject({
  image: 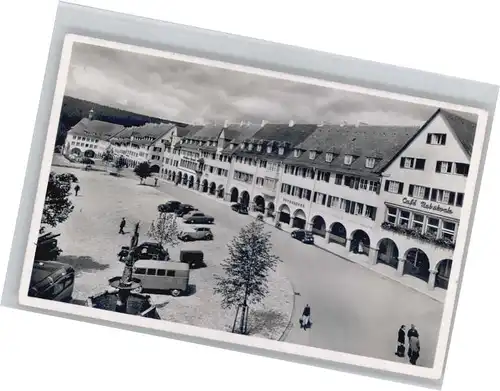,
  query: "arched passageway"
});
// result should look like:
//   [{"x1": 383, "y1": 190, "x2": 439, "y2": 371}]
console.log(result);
[
  {"x1": 230, "y1": 187, "x2": 239, "y2": 203},
  {"x1": 311, "y1": 215, "x2": 326, "y2": 237},
  {"x1": 435, "y1": 259, "x2": 452, "y2": 290},
  {"x1": 292, "y1": 209, "x2": 306, "y2": 229},
  {"x1": 404, "y1": 248, "x2": 430, "y2": 282},
  {"x1": 328, "y1": 222, "x2": 347, "y2": 246},
  {"x1": 278, "y1": 204, "x2": 291, "y2": 225},
  {"x1": 253, "y1": 195, "x2": 265, "y2": 213},
  {"x1": 350, "y1": 230, "x2": 370, "y2": 256},
  {"x1": 377, "y1": 238, "x2": 399, "y2": 269},
  {"x1": 240, "y1": 191, "x2": 250, "y2": 207}
]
